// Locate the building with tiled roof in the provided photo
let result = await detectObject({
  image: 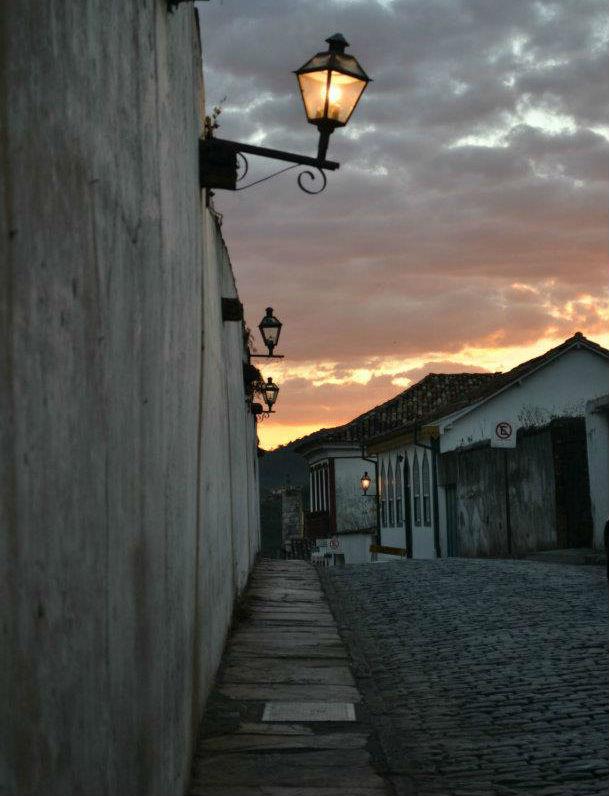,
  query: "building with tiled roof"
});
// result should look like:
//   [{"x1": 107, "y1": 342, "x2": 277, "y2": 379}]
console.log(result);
[{"x1": 295, "y1": 333, "x2": 609, "y2": 565}]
